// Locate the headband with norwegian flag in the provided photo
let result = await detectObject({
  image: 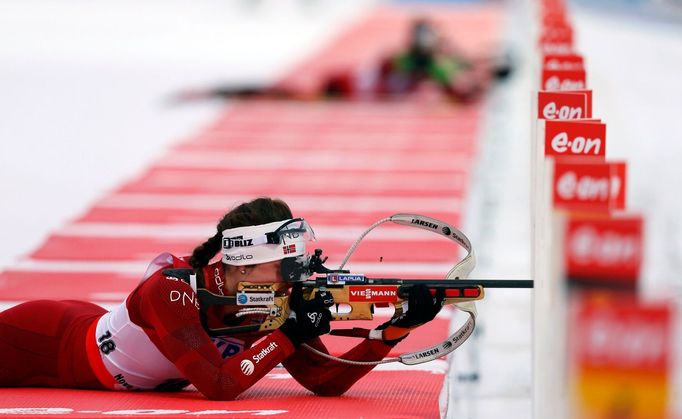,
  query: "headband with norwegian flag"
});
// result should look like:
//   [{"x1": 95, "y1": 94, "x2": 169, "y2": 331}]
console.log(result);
[{"x1": 221, "y1": 218, "x2": 314, "y2": 266}]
